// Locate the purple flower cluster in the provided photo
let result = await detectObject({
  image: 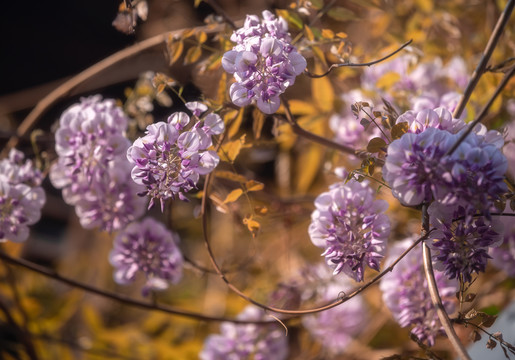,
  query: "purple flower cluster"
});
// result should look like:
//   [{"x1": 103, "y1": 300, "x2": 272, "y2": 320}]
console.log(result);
[
  {"x1": 222, "y1": 10, "x2": 307, "y2": 114},
  {"x1": 50, "y1": 96, "x2": 146, "y2": 232},
  {"x1": 383, "y1": 124, "x2": 506, "y2": 210},
  {"x1": 200, "y1": 305, "x2": 288, "y2": 360},
  {"x1": 380, "y1": 238, "x2": 458, "y2": 346},
  {"x1": 0, "y1": 149, "x2": 46, "y2": 242},
  {"x1": 127, "y1": 103, "x2": 223, "y2": 210},
  {"x1": 301, "y1": 265, "x2": 368, "y2": 355},
  {"x1": 309, "y1": 172, "x2": 390, "y2": 282},
  {"x1": 383, "y1": 108, "x2": 507, "y2": 281},
  {"x1": 489, "y1": 206, "x2": 515, "y2": 277},
  {"x1": 109, "y1": 217, "x2": 183, "y2": 296}
]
